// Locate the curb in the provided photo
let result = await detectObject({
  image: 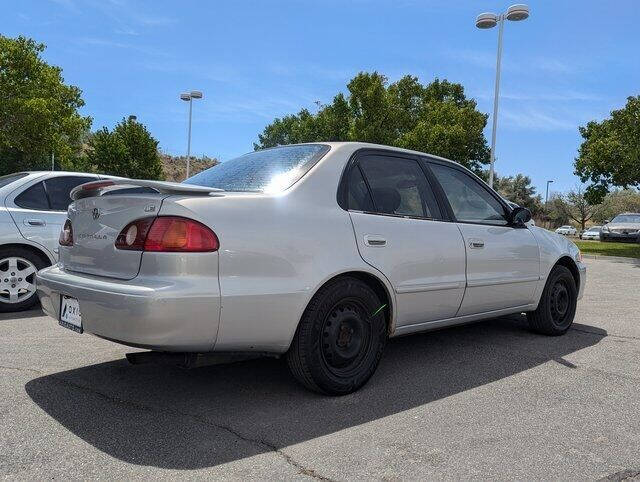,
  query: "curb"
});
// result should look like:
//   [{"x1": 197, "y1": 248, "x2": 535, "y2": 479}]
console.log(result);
[{"x1": 581, "y1": 253, "x2": 640, "y2": 265}]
